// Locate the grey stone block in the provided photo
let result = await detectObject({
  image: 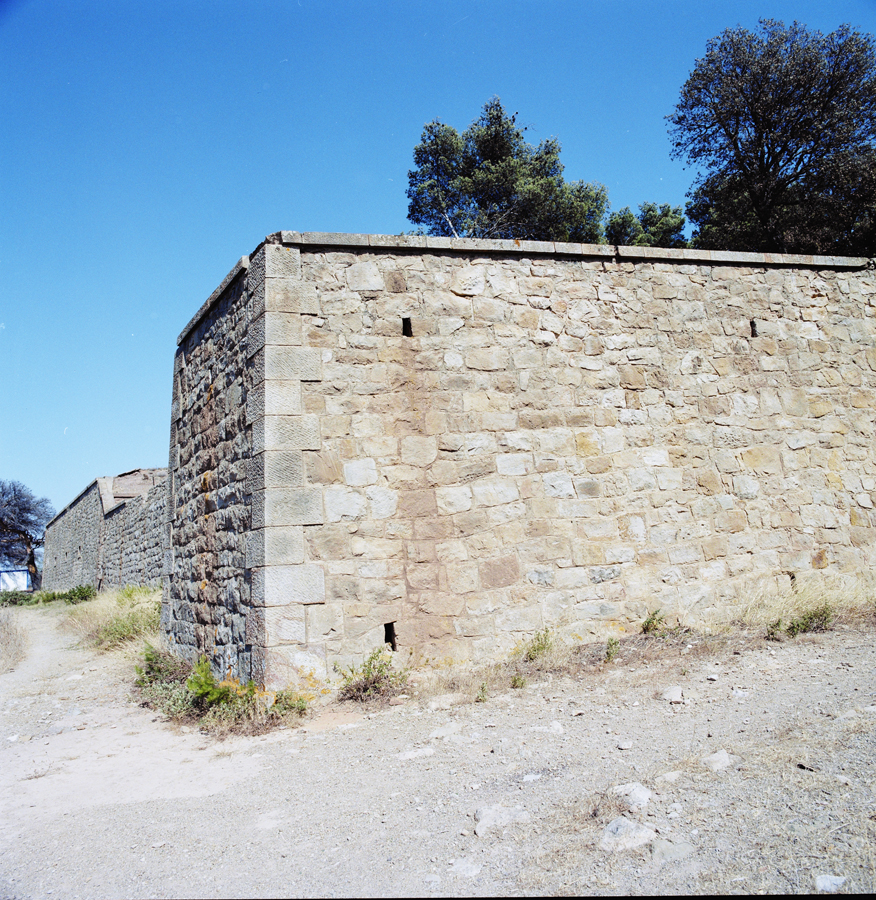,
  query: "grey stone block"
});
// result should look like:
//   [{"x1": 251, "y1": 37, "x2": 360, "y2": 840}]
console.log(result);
[
  {"x1": 368, "y1": 234, "x2": 427, "y2": 248},
  {"x1": 265, "y1": 244, "x2": 302, "y2": 278},
  {"x1": 252, "y1": 564, "x2": 326, "y2": 608},
  {"x1": 247, "y1": 380, "x2": 302, "y2": 424},
  {"x1": 251, "y1": 346, "x2": 323, "y2": 383},
  {"x1": 246, "y1": 526, "x2": 305, "y2": 567},
  {"x1": 247, "y1": 450, "x2": 305, "y2": 491},
  {"x1": 252, "y1": 415, "x2": 320, "y2": 453},
  {"x1": 253, "y1": 279, "x2": 319, "y2": 317},
  {"x1": 295, "y1": 232, "x2": 369, "y2": 246},
  {"x1": 247, "y1": 312, "x2": 303, "y2": 358},
  {"x1": 251, "y1": 487, "x2": 324, "y2": 528}
]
